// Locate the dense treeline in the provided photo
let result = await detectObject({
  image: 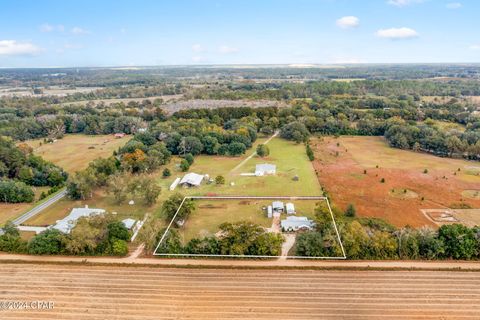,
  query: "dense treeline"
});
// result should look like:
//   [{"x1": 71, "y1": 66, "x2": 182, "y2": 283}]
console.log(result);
[
  {"x1": 2, "y1": 76, "x2": 479, "y2": 162},
  {"x1": 191, "y1": 79, "x2": 480, "y2": 101},
  {"x1": 156, "y1": 221, "x2": 284, "y2": 256},
  {"x1": 0, "y1": 137, "x2": 67, "y2": 203},
  {"x1": 2, "y1": 65, "x2": 480, "y2": 89},
  {"x1": 295, "y1": 202, "x2": 480, "y2": 260},
  {"x1": 385, "y1": 118, "x2": 480, "y2": 159}
]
